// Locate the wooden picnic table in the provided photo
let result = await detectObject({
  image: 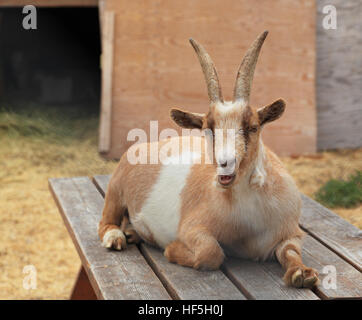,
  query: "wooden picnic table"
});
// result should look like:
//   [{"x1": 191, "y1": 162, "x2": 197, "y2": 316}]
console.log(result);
[{"x1": 49, "y1": 175, "x2": 362, "y2": 300}]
